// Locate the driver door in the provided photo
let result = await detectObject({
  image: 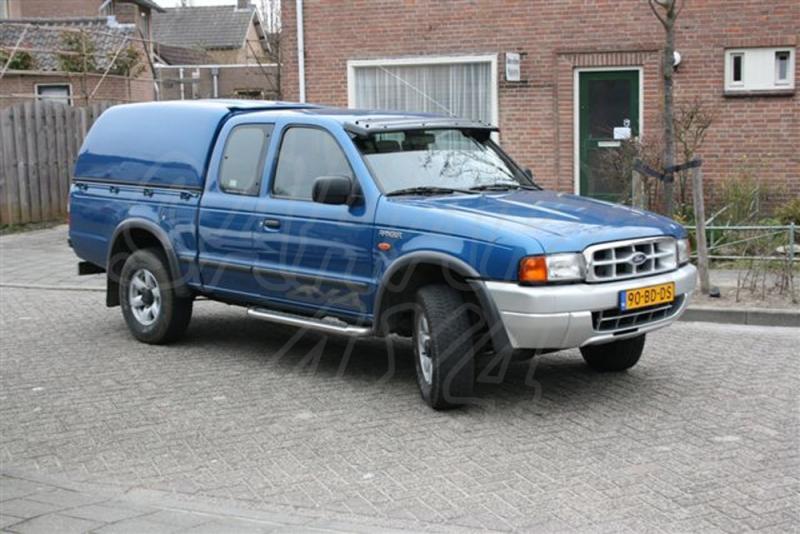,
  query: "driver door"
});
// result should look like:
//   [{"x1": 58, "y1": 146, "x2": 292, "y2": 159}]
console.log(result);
[{"x1": 251, "y1": 124, "x2": 376, "y2": 321}]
